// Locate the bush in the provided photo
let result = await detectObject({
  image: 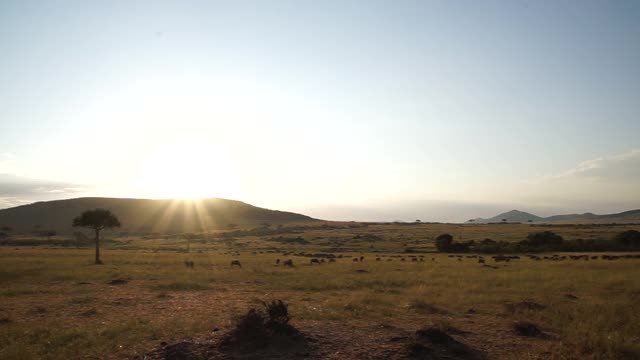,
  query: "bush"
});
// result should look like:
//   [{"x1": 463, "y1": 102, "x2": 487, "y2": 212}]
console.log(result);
[
  {"x1": 433, "y1": 230, "x2": 640, "y2": 254},
  {"x1": 234, "y1": 309, "x2": 268, "y2": 341},
  {"x1": 263, "y1": 300, "x2": 290, "y2": 326},
  {"x1": 522, "y1": 231, "x2": 563, "y2": 247},
  {"x1": 435, "y1": 234, "x2": 453, "y2": 252},
  {"x1": 615, "y1": 230, "x2": 640, "y2": 248},
  {"x1": 225, "y1": 299, "x2": 296, "y2": 347},
  {"x1": 434, "y1": 234, "x2": 470, "y2": 253}
]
